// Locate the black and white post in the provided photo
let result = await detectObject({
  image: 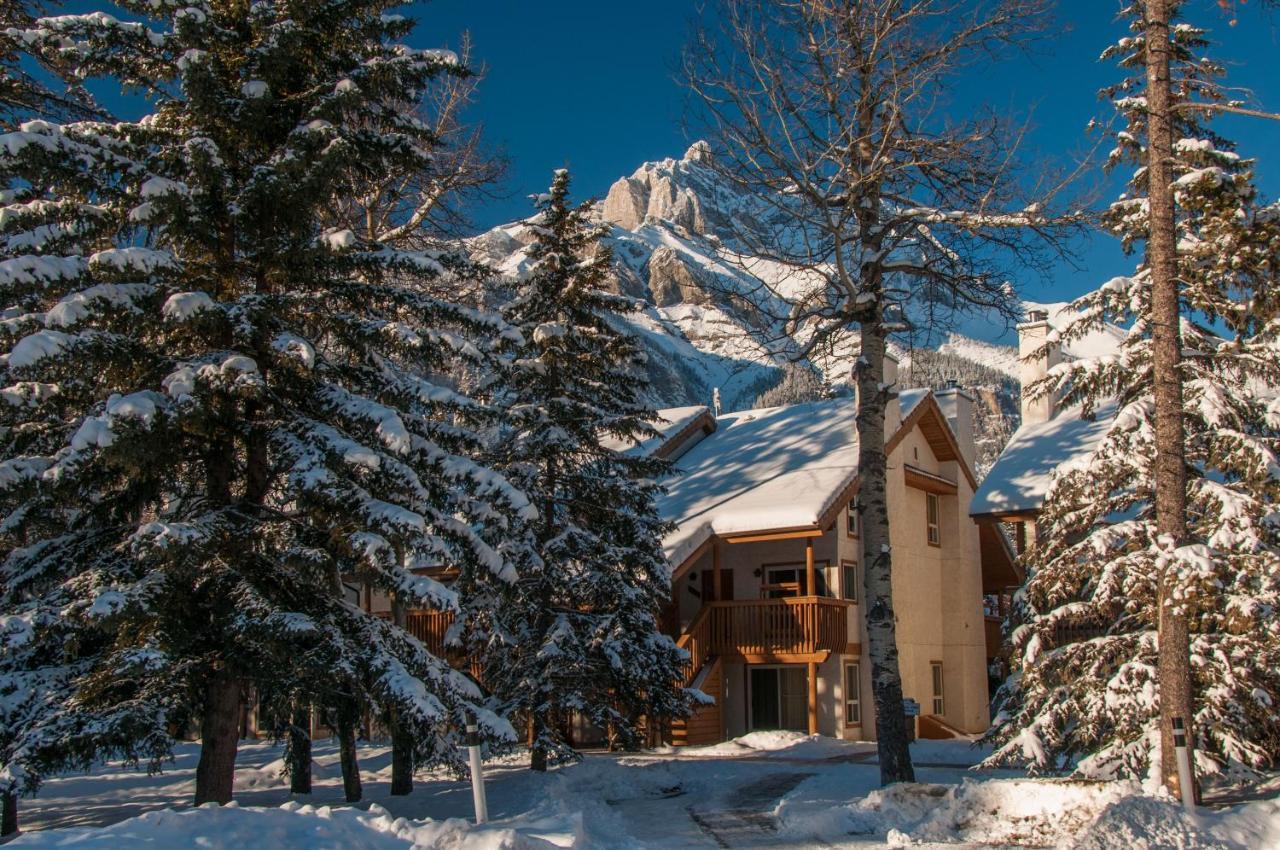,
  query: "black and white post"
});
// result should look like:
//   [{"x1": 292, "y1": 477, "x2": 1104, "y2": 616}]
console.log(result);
[
  {"x1": 1171, "y1": 716, "x2": 1195, "y2": 812},
  {"x1": 465, "y1": 716, "x2": 489, "y2": 824}
]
